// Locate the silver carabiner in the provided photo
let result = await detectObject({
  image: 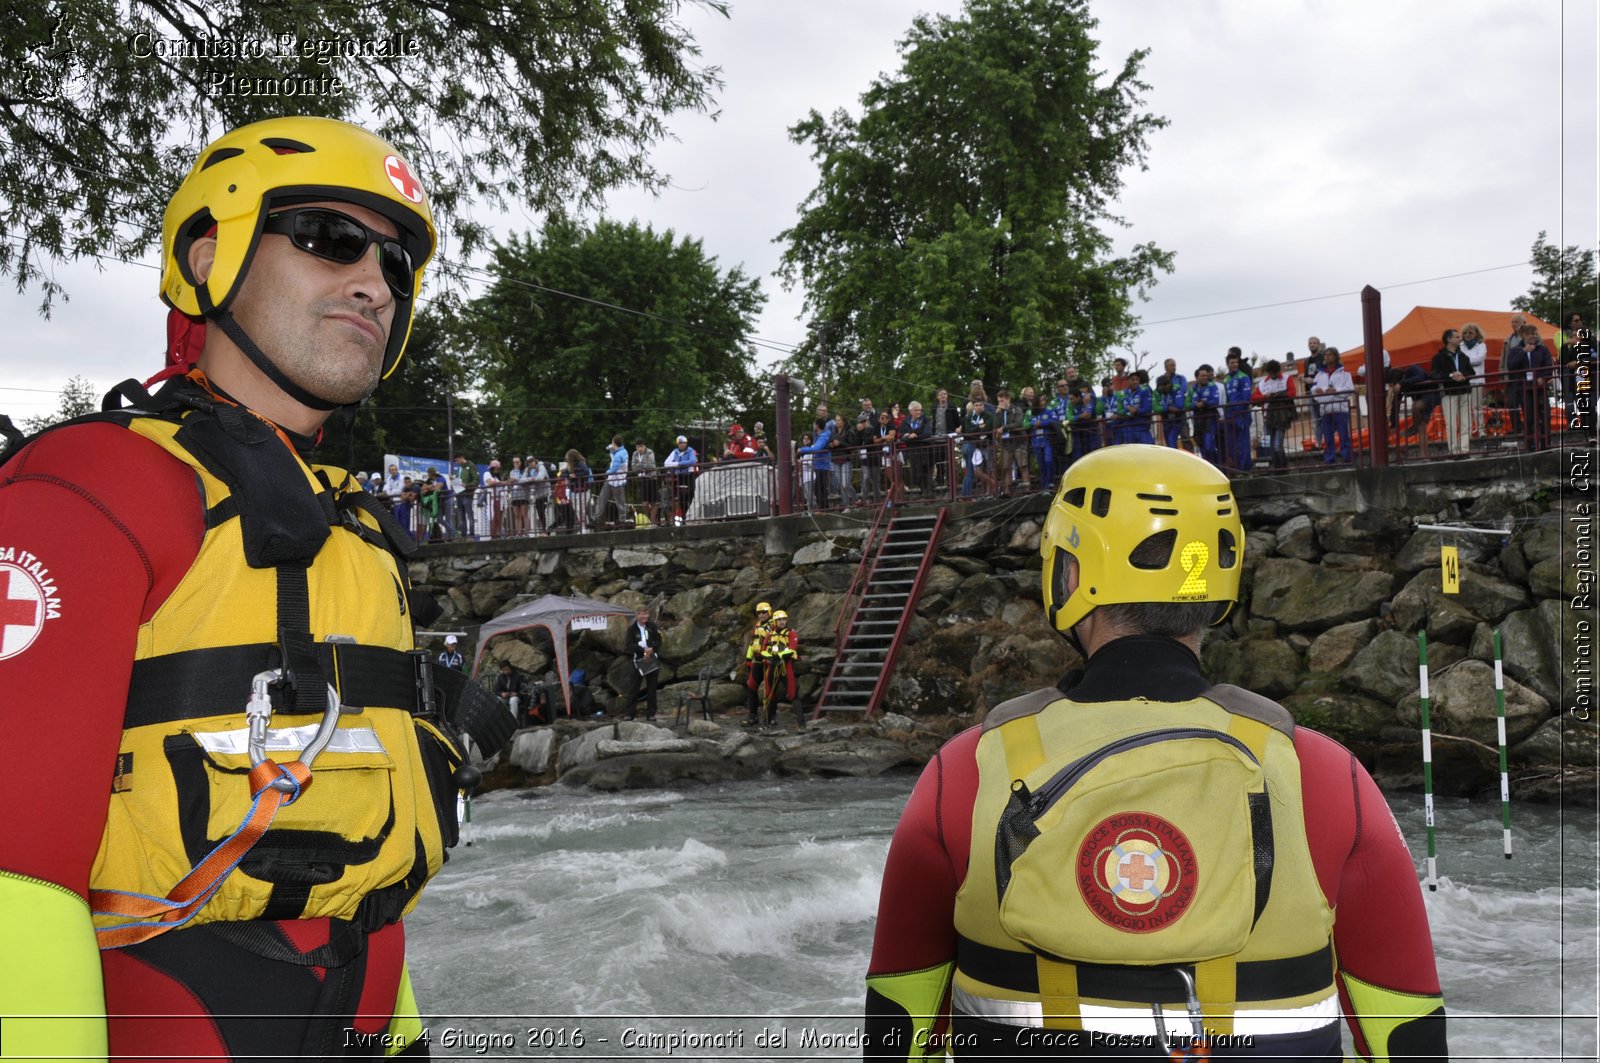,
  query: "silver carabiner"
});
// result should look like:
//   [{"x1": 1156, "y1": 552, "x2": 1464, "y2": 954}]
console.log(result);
[
  {"x1": 1152, "y1": 967, "x2": 1206, "y2": 1055},
  {"x1": 244, "y1": 668, "x2": 346, "y2": 793}
]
